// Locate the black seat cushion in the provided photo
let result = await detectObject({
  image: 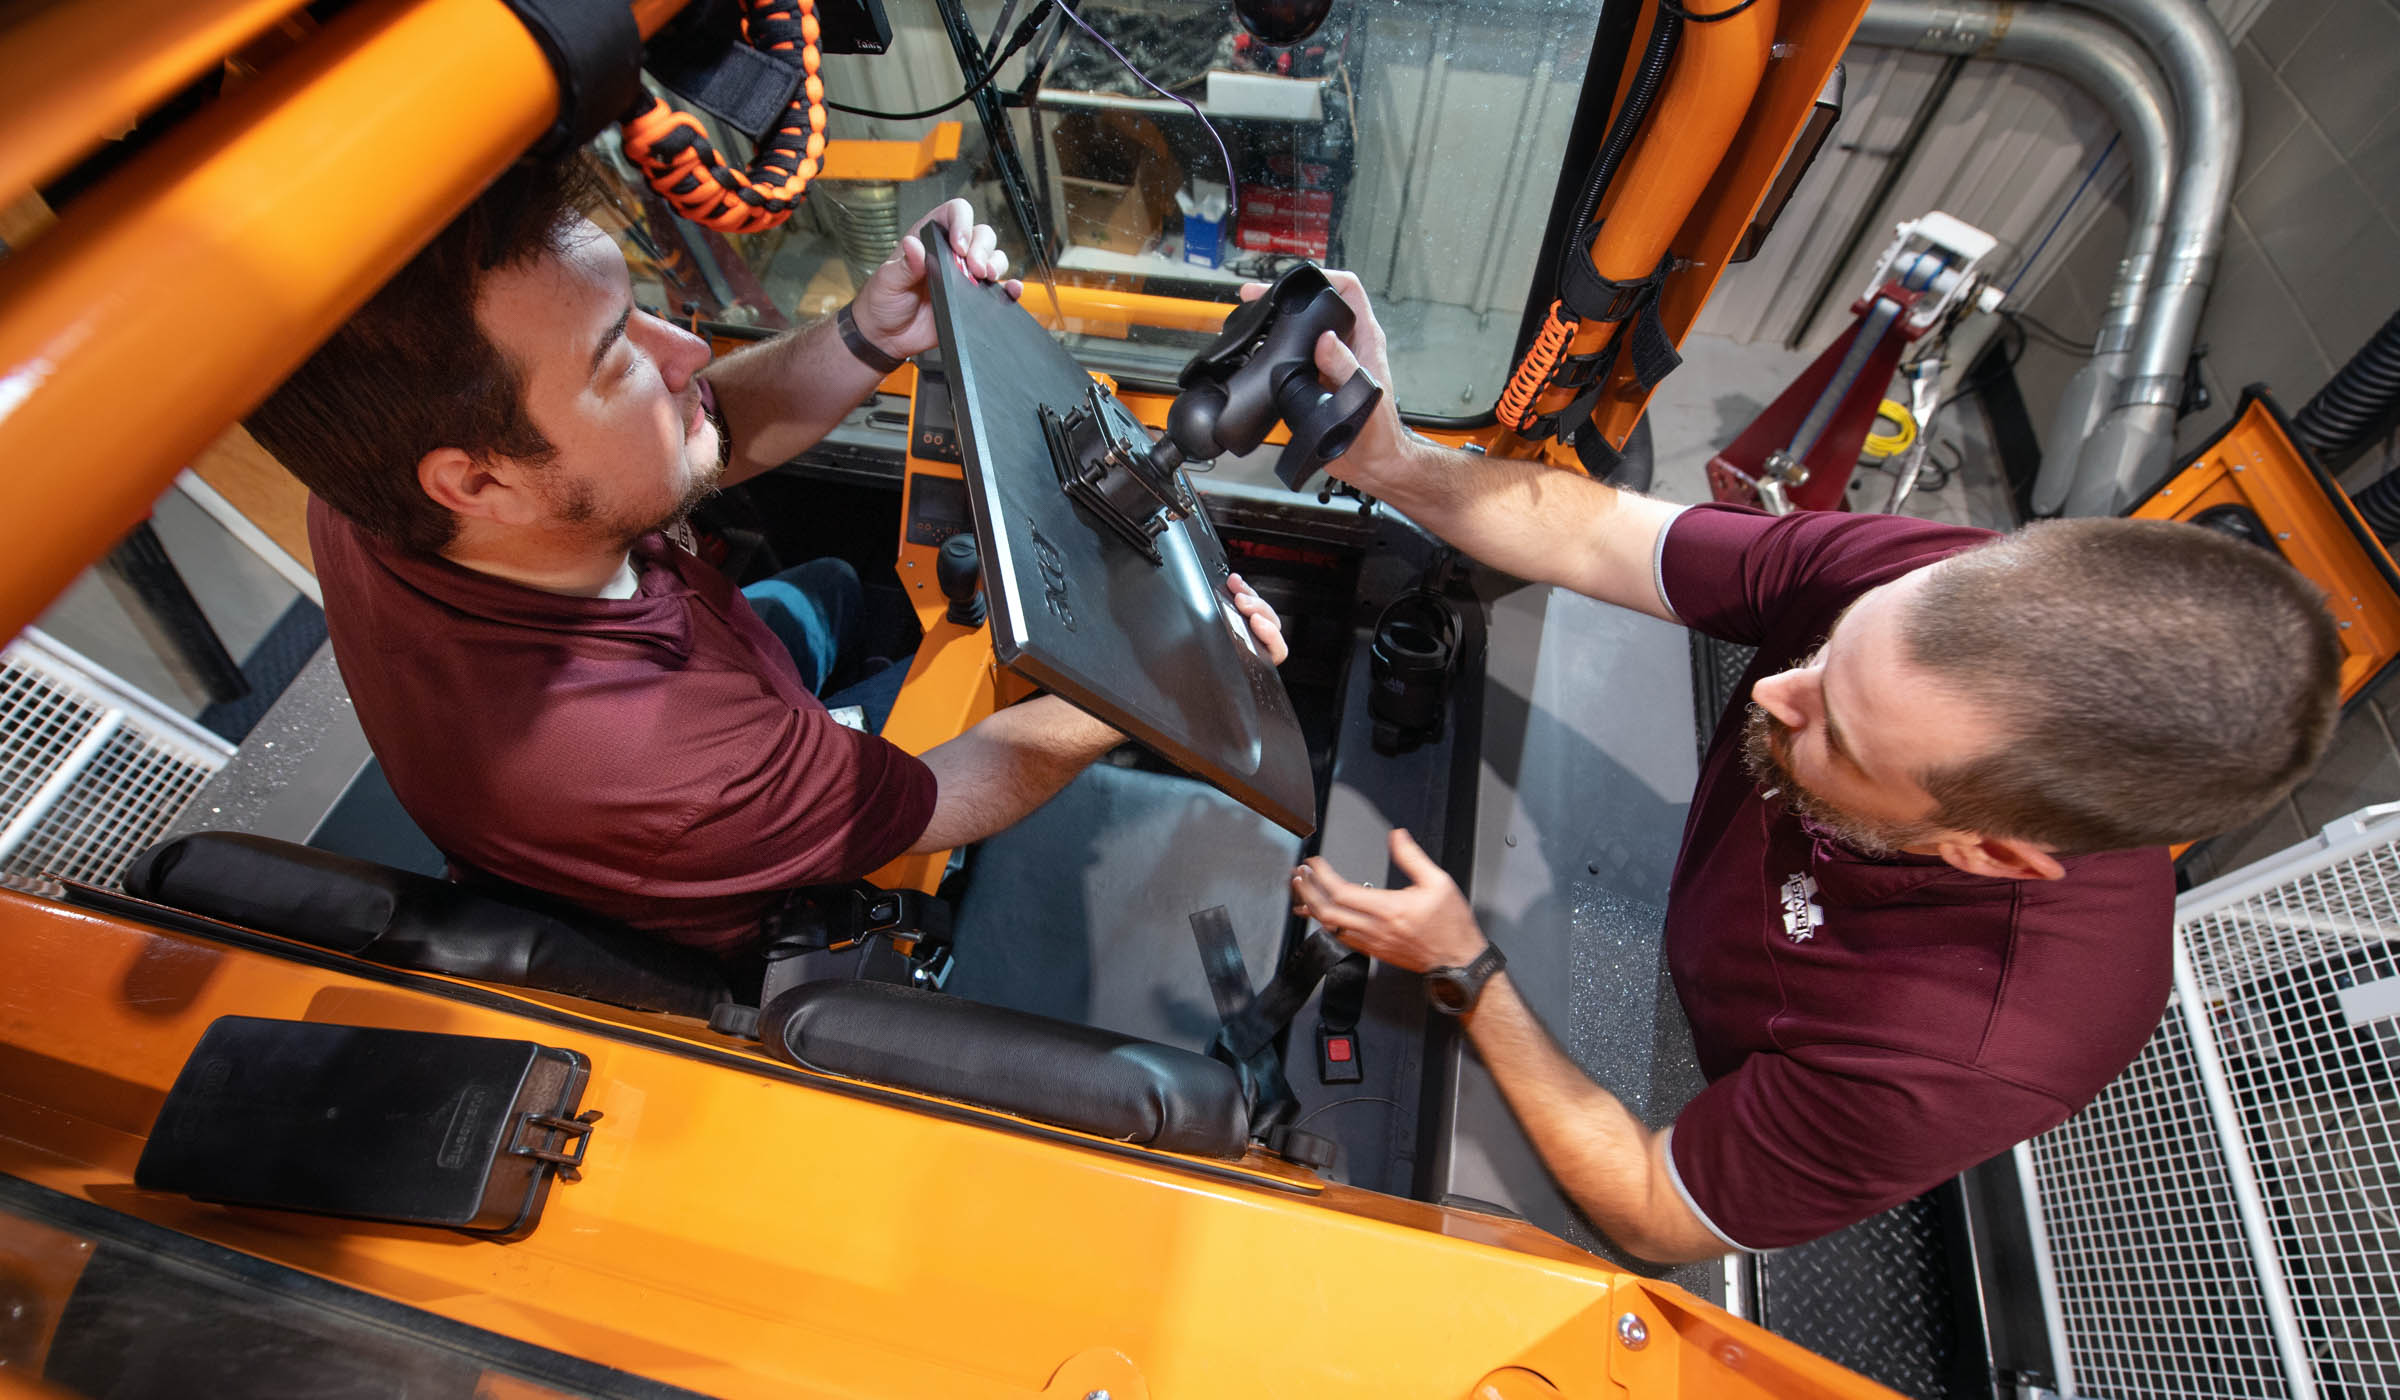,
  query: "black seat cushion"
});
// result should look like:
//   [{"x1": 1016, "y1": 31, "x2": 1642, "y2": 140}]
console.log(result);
[
  {"x1": 763, "y1": 980, "x2": 1249, "y2": 1158},
  {"x1": 123, "y1": 832, "x2": 731, "y2": 1018}
]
